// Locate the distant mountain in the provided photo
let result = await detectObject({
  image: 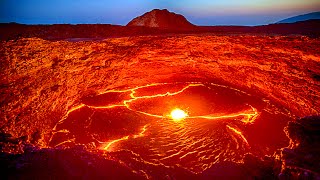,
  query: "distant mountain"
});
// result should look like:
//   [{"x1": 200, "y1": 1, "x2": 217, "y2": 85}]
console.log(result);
[
  {"x1": 127, "y1": 9, "x2": 195, "y2": 30},
  {"x1": 277, "y1": 12, "x2": 320, "y2": 23}
]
